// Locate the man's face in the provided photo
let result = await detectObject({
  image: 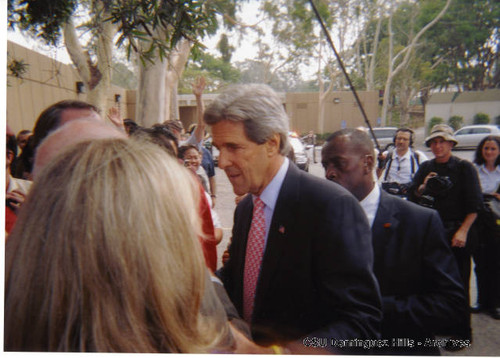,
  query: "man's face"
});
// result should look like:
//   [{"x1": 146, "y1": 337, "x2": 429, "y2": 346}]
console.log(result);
[
  {"x1": 321, "y1": 135, "x2": 369, "y2": 200},
  {"x1": 60, "y1": 108, "x2": 101, "y2": 125},
  {"x1": 429, "y1": 137, "x2": 453, "y2": 162},
  {"x1": 211, "y1": 120, "x2": 273, "y2": 196},
  {"x1": 394, "y1": 131, "x2": 411, "y2": 153}
]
